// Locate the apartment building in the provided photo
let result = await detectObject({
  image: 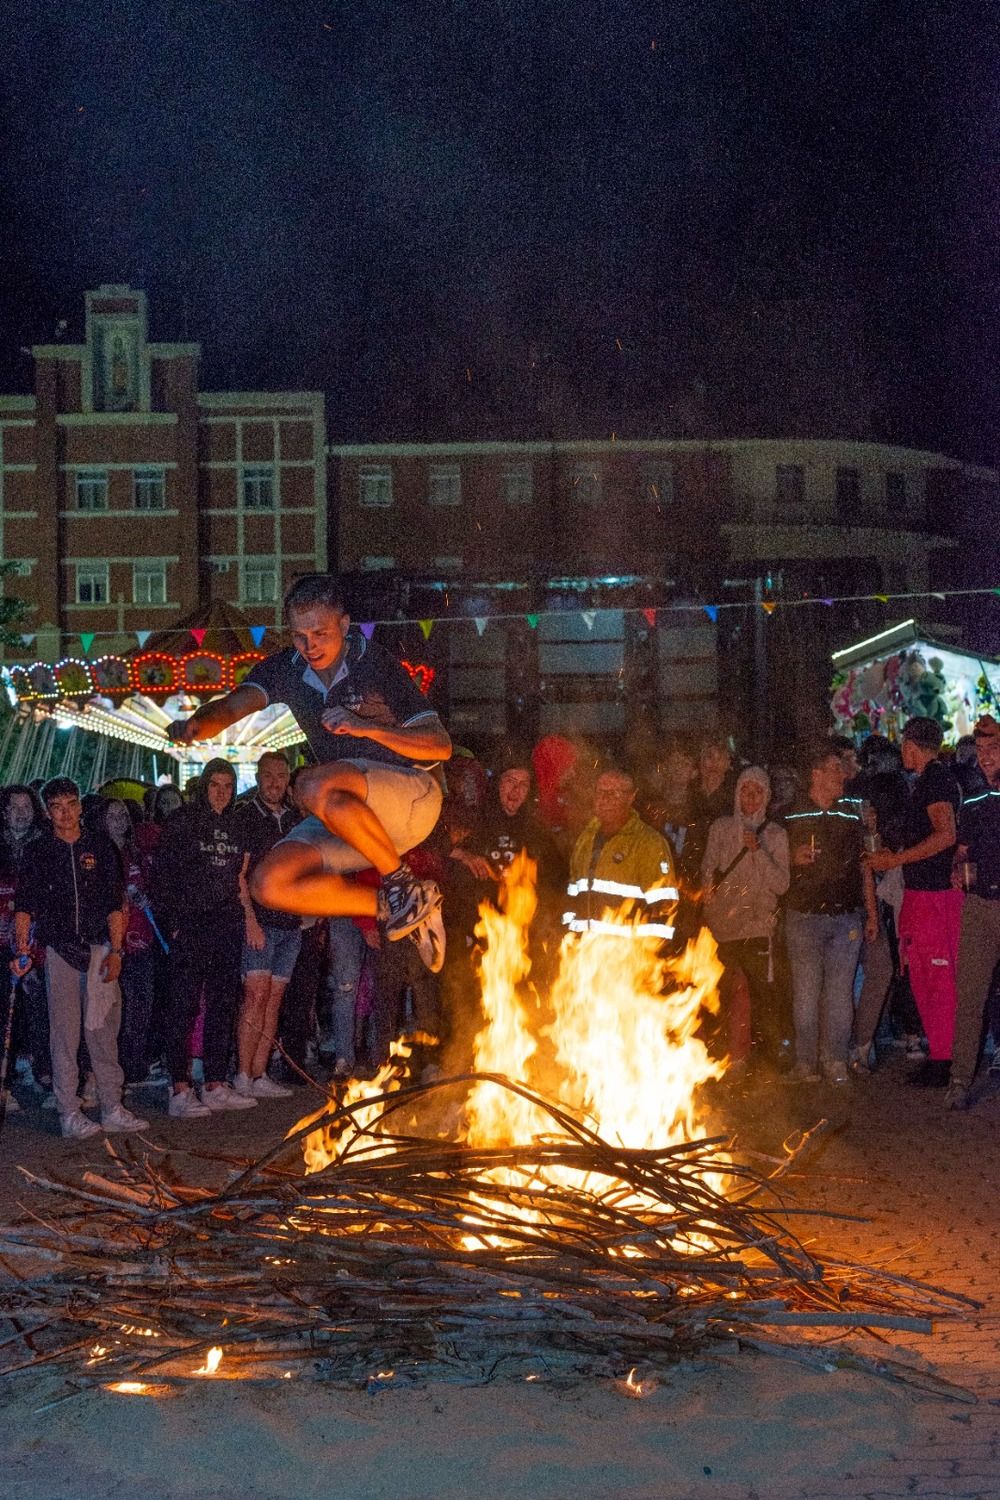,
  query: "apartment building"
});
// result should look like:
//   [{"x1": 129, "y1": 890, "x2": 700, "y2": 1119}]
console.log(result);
[
  {"x1": 330, "y1": 437, "x2": 996, "y2": 749},
  {"x1": 0, "y1": 285, "x2": 326, "y2": 661}
]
